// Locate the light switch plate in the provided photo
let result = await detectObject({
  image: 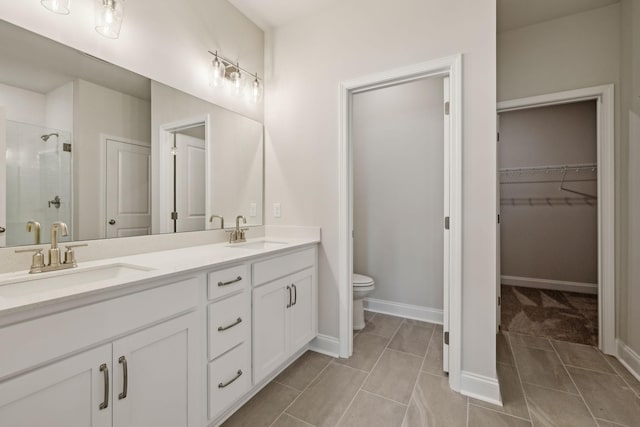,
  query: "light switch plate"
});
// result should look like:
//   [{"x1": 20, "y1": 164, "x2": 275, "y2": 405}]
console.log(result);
[
  {"x1": 249, "y1": 203, "x2": 257, "y2": 217},
  {"x1": 273, "y1": 203, "x2": 281, "y2": 218}
]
